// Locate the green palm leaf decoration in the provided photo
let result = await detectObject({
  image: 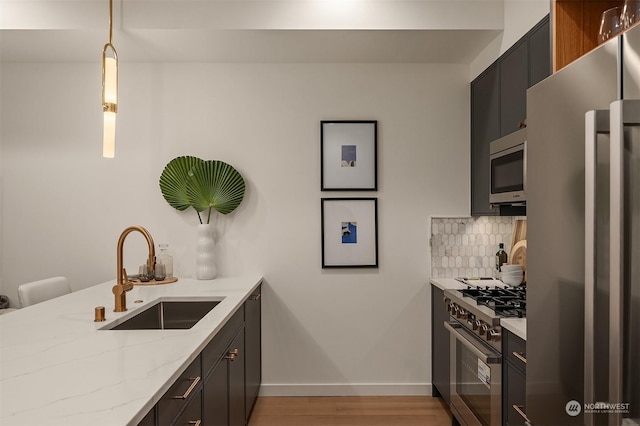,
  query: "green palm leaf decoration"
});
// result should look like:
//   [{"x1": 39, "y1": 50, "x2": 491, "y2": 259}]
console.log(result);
[
  {"x1": 159, "y1": 156, "x2": 245, "y2": 224},
  {"x1": 159, "y1": 156, "x2": 204, "y2": 211},
  {"x1": 187, "y1": 160, "x2": 246, "y2": 223}
]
